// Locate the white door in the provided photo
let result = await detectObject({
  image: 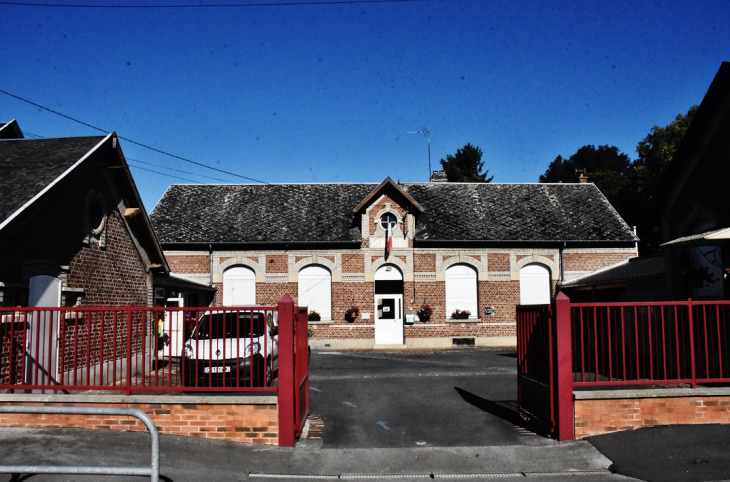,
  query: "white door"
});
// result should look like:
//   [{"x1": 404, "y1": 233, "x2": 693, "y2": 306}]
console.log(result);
[
  {"x1": 375, "y1": 295, "x2": 404, "y2": 345},
  {"x1": 223, "y1": 266, "x2": 256, "y2": 306},
  {"x1": 162, "y1": 297, "x2": 184, "y2": 358},
  {"x1": 27, "y1": 275, "x2": 62, "y2": 390},
  {"x1": 520, "y1": 264, "x2": 551, "y2": 305}
]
